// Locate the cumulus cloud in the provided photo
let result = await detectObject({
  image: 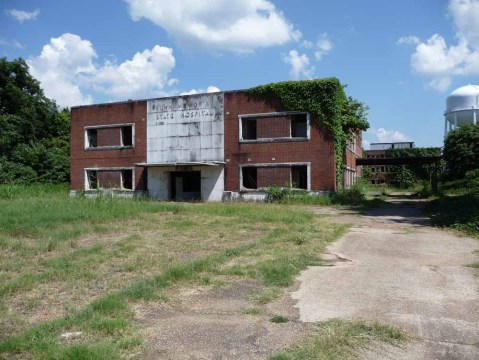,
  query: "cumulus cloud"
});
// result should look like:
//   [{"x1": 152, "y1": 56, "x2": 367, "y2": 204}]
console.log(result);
[
  {"x1": 6, "y1": 9, "x2": 40, "y2": 22},
  {"x1": 124, "y1": 0, "x2": 301, "y2": 52},
  {"x1": 408, "y1": 0, "x2": 479, "y2": 91},
  {"x1": 314, "y1": 33, "x2": 333, "y2": 60},
  {"x1": 28, "y1": 33, "x2": 177, "y2": 107},
  {"x1": 397, "y1": 36, "x2": 420, "y2": 45},
  {"x1": 369, "y1": 128, "x2": 412, "y2": 143},
  {"x1": 180, "y1": 86, "x2": 221, "y2": 96},
  {"x1": 283, "y1": 50, "x2": 314, "y2": 79}
]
